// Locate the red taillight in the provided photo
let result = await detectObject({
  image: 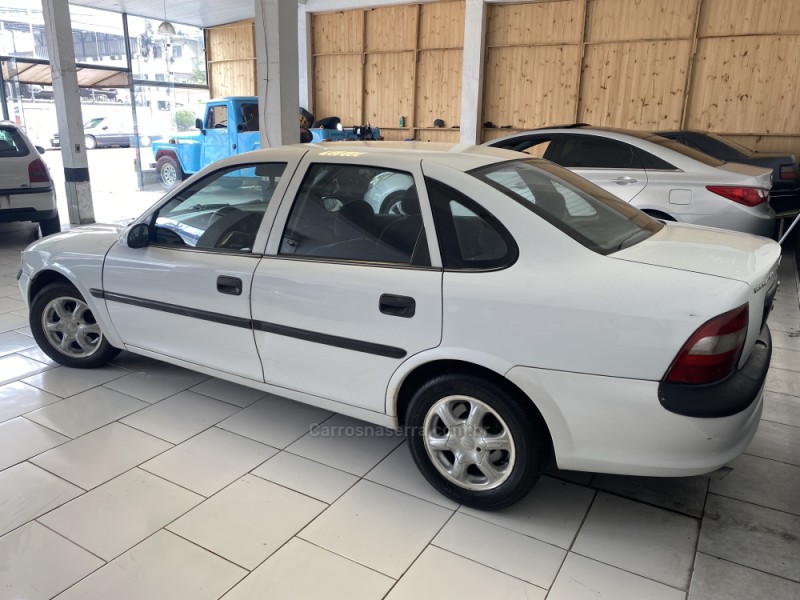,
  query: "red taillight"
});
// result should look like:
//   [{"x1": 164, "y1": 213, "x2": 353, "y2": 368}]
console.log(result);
[
  {"x1": 779, "y1": 165, "x2": 799, "y2": 181},
  {"x1": 28, "y1": 158, "x2": 50, "y2": 184},
  {"x1": 706, "y1": 186, "x2": 768, "y2": 207},
  {"x1": 664, "y1": 304, "x2": 749, "y2": 385}
]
